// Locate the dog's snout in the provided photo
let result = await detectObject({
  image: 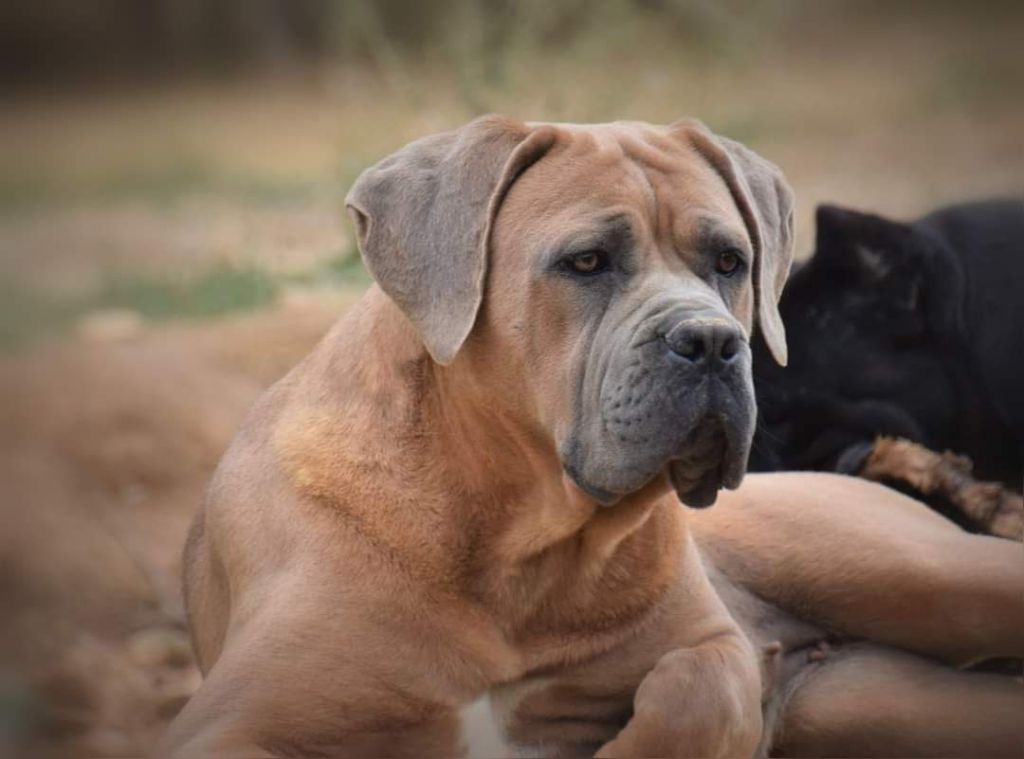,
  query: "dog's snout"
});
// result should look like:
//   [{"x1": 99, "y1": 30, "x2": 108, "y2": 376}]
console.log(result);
[{"x1": 665, "y1": 319, "x2": 742, "y2": 366}]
